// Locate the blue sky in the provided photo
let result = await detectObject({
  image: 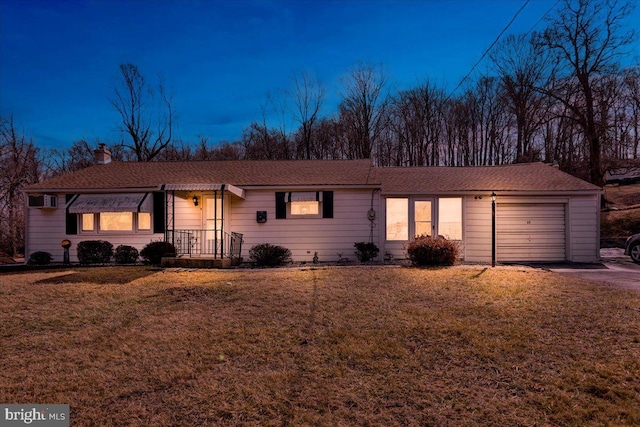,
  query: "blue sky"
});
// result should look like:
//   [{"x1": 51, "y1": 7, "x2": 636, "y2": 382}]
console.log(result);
[{"x1": 1, "y1": 0, "x2": 638, "y2": 150}]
